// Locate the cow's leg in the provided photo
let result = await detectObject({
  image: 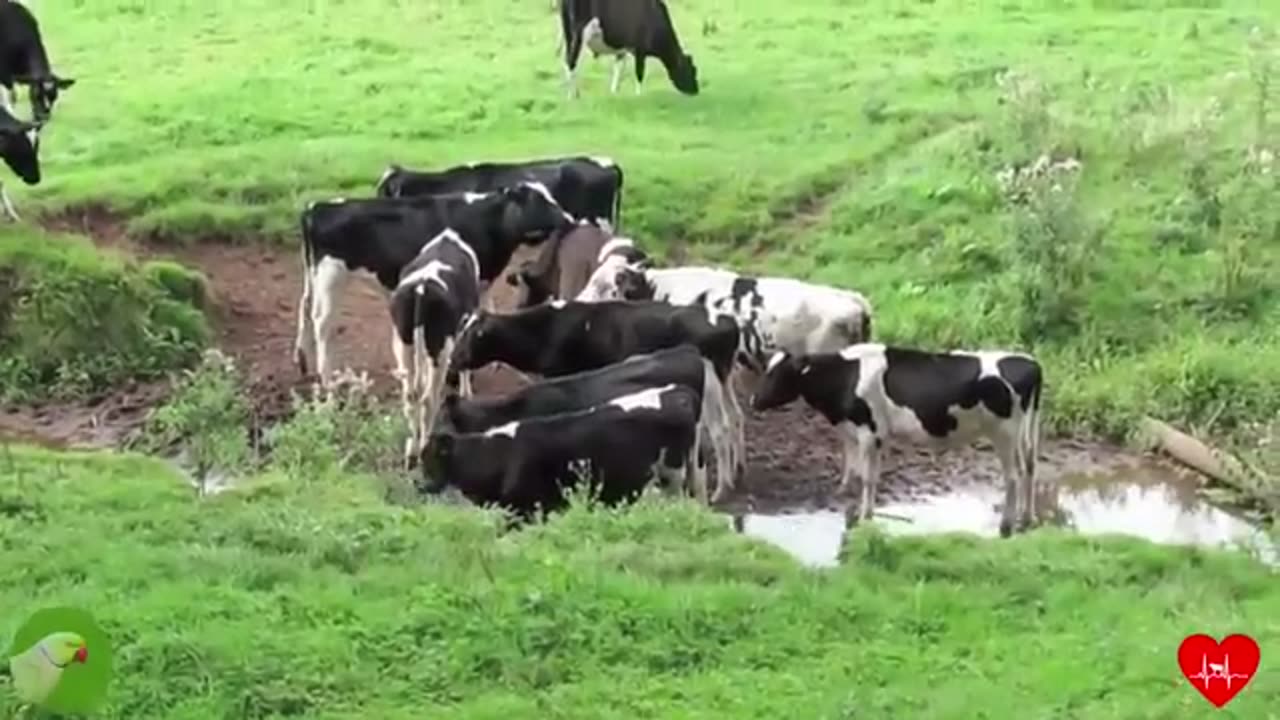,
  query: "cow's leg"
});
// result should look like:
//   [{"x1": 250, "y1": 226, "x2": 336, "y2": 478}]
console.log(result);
[
  {"x1": 995, "y1": 427, "x2": 1022, "y2": 538},
  {"x1": 392, "y1": 335, "x2": 417, "y2": 467},
  {"x1": 293, "y1": 251, "x2": 316, "y2": 376},
  {"x1": 0, "y1": 182, "x2": 18, "y2": 223},
  {"x1": 563, "y1": 25, "x2": 585, "y2": 99},
  {"x1": 724, "y1": 371, "x2": 748, "y2": 480},
  {"x1": 854, "y1": 429, "x2": 880, "y2": 522},
  {"x1": 688, "y1": 422, "x2": 709, "y2": 504},
  {"x1": 705, "y1": 371, "x2": 736, "y2": 503},
  {"x1": 835, "y1": 421, "x2": 860, "y2": 494},
  {"x1": 609, "y1": 53, "x2": 625, "y2": 94},
  {"x1": 308, "y1": 257, "x2": 347, "y2": 390}
]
